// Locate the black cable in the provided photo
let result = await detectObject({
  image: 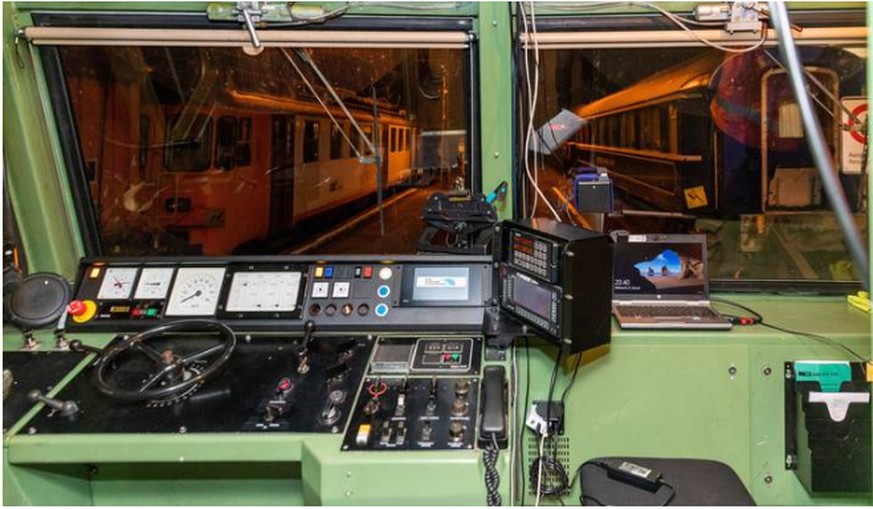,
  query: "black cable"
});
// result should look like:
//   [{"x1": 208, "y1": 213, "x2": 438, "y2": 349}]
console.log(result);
[
  {"x1": 529, "y1": 453, "x2": 570, "y2": 498},
  {"x1": 483, "y1": 435, "x2": 502, "y2": 506},
  {"x1": 711, "y1": 296, "x2": 870, "y2": 363},
  {"x1": 581, "y1": 494, "x2": 606, "y2": 506},
  {"x1": 520, "y1": 336, "x2": 531, "y2": 507}
]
